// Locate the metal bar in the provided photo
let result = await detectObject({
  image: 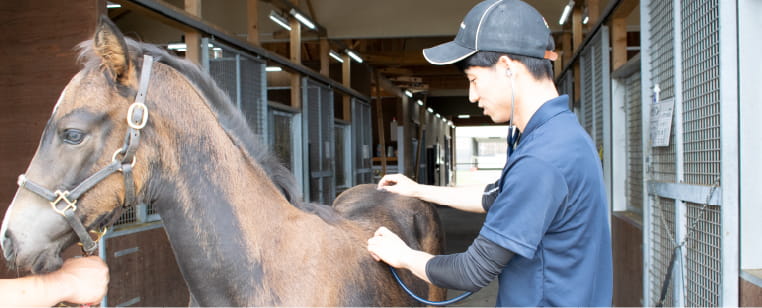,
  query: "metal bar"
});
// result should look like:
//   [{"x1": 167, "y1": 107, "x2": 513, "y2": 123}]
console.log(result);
[
  {"x1": 124, "y1": 0, "x2": 368, "y2": 101},
  {"x1": 647, "y1": 181, "x2": 722, "y2": 205},
  {"x1": 671, "y1": 0, "x2": 686, "y2": 304},
  {"x1": 105, "y1": 221, "x2": 164, "y2": 238},
  {"x1": 639, "y1": 1, "x2": 654, "y2": 304},
  {"x1": 719, "y1": 0, "x2": 739, "y2": 305}
]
